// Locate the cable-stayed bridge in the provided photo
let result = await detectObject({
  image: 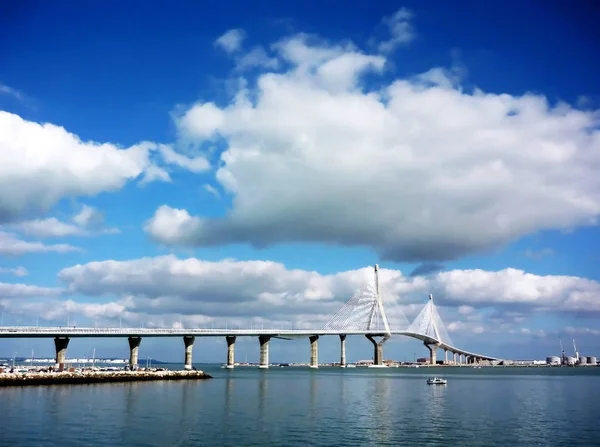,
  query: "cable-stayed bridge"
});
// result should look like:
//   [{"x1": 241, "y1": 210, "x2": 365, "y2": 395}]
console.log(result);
[{"x1": 0, "y1": 265, "x2": 498, "y2": 369}]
